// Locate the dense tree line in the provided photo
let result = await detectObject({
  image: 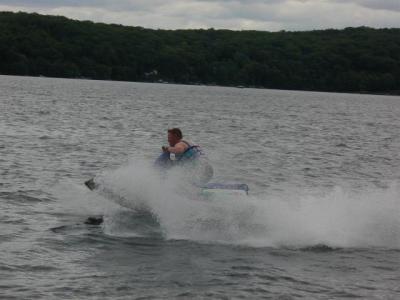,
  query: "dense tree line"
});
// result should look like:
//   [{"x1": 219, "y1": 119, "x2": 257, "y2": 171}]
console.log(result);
[{"x1": 1, "y1": 11, "x2": 399, "y2": 94}]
